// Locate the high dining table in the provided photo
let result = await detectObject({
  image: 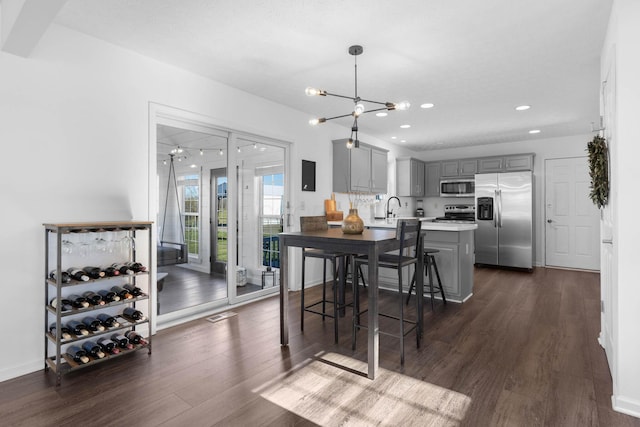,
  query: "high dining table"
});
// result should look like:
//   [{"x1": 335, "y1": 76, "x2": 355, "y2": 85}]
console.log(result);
[{"x1": 279, "y1": 227, "x2": 424, "y2": 379}]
